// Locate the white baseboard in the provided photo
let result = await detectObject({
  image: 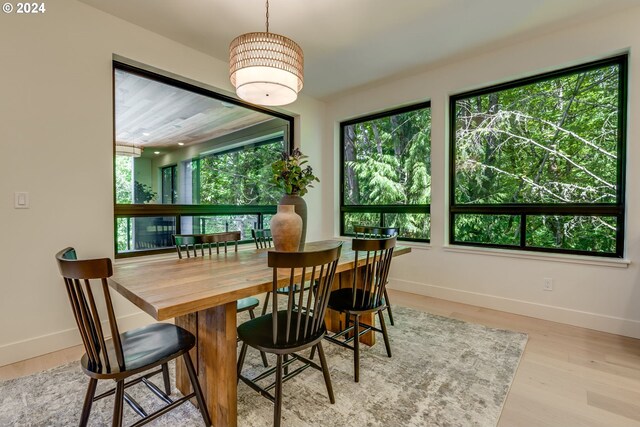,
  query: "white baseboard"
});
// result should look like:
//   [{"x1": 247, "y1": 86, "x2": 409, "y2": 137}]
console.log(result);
[
  {"x1": 388, "y1": 278, "x2": 640, "y2": 339},
  {"x1": 0, "y1": 311, "x2": 155, "y2": 367}
]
